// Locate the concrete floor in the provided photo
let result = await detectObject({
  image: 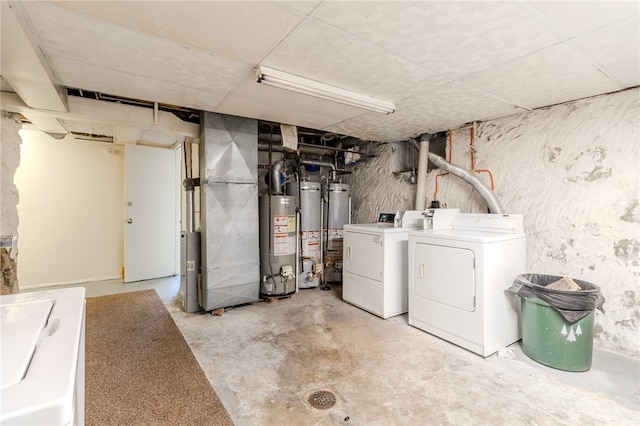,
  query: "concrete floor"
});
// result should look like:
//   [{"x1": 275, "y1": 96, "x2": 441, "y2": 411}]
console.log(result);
[{"x1": 28, "y1": 276, "x2": 639, "y2": 425}]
